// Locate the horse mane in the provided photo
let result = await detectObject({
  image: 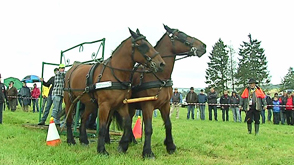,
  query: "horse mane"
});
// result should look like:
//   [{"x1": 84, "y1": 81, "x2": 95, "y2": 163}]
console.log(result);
[
  {"x1": 111, "y1": 37, "x2": 131, "y2": 56},
  {"x1": 154, "y1": 33, "x2": 167, "y2": 49}
]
